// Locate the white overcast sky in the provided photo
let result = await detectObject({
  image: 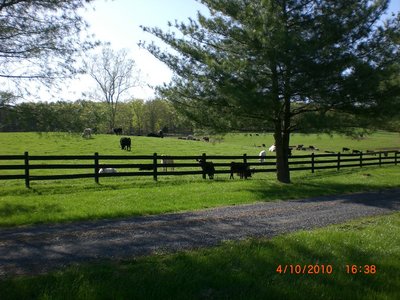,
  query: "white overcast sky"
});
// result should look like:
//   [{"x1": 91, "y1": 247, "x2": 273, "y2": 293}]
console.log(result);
[{"x1": 37, "y1": 0, "x2": 400, "y2": 102}]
